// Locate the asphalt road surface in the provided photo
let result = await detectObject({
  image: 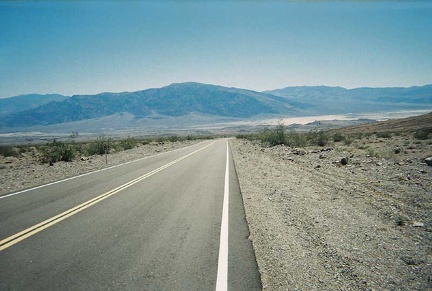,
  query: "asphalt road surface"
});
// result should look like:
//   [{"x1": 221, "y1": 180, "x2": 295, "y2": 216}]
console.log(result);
[{"x1": 0, "y1": 139, "x2": 261, "y2": 290}]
